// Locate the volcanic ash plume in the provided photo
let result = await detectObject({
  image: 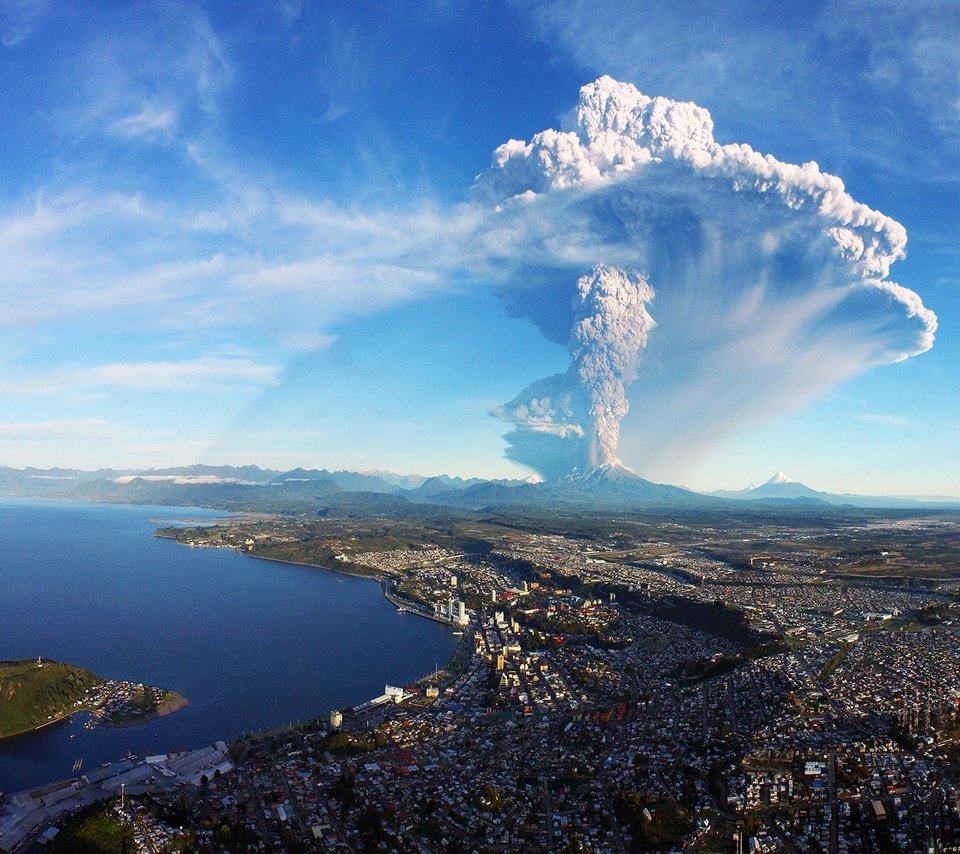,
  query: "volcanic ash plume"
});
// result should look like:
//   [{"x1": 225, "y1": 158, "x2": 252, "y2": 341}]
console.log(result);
[
  {"x1": 476, "y1": 76, "x2": 937, "y2": 480},
  {"x1": 495, "y1": 264, "x2": 654, "y2": 476},
  {"x1": 571, "y1": 265, "x2": 655, "y2": 466}
]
